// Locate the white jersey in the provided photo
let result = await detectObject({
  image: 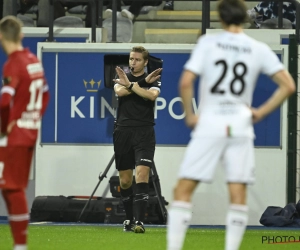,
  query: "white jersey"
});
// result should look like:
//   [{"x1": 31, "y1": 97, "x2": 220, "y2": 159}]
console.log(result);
[{"x1": 184, "y1": 31, "x2": 284, "y2": 138}]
